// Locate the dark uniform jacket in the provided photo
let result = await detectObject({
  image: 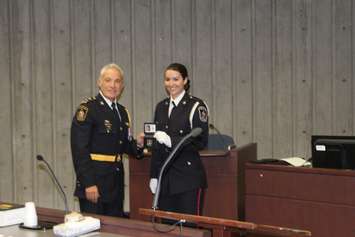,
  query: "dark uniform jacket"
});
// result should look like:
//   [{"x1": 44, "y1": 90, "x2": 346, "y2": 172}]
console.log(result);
[
  {"x1": 150, "y1": 92, "x2": 209, "y2": 195},
  {"x1": 71, "y1": 93, "x2": 142, "y2": 202}
]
